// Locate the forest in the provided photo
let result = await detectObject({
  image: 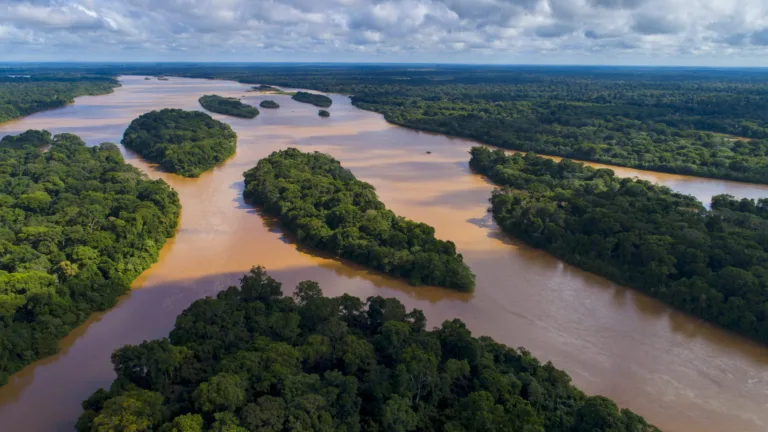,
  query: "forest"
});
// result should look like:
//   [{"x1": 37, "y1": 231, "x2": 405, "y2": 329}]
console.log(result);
[
  {"x1": 470, "y1": 146, "x2": 768, "y2": 344},
  {"x1": 260, "y1": 100, "x2": 280, "y2": 109},
  {"x1": 292, "y1": 91, "x2": 333, "y2": 108},
  {"x1": 0, "y1": 75, "x2": 118, "y2": 123},
  {"x1": 319, "y1": 109, "x2": 331, "y2": 117},
  {"x1": 199, "y1": 95, "x2": 260, "y2": 118},
  {"x1": 76, "y1": 266, "x2": 658, "y2": 432},
  {"x1": 243, "y1": 149, "x2": 475, "y2": 291},
  {"x1": 39, "y1": 64, "x2": 768, "y2": 184},
  {"x1": 0, "y1": 131, "x2": 181, "y2": 385},
  {"x1": 122, "y1": 109, "x2": 237, "y2": 177}
]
